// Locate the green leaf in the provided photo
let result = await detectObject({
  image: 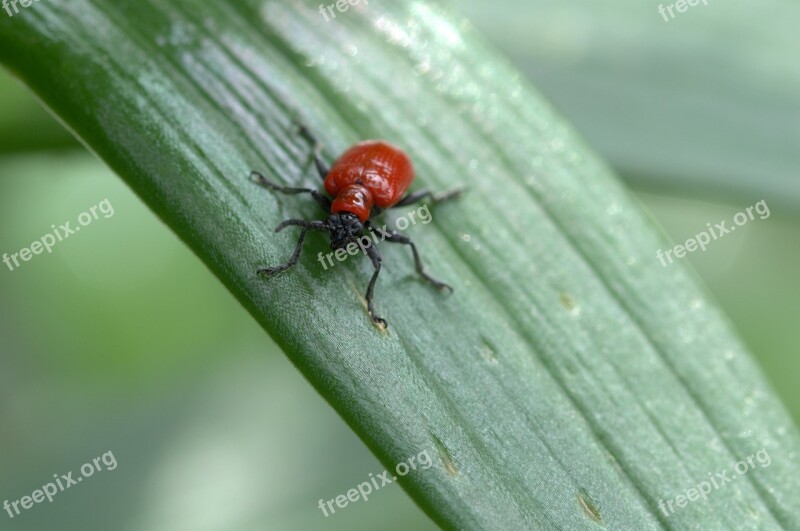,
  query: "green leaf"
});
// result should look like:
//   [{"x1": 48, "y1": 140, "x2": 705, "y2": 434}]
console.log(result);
[
  {"x1": 2, "y1": 1, "x2": 798, "y2": 528},
  {"x1": 452, "y1": 0, "x2": 800, "y2": 211},
  {"x1": 0, "y1": 67, "x2": 78, "y2": 153}
]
